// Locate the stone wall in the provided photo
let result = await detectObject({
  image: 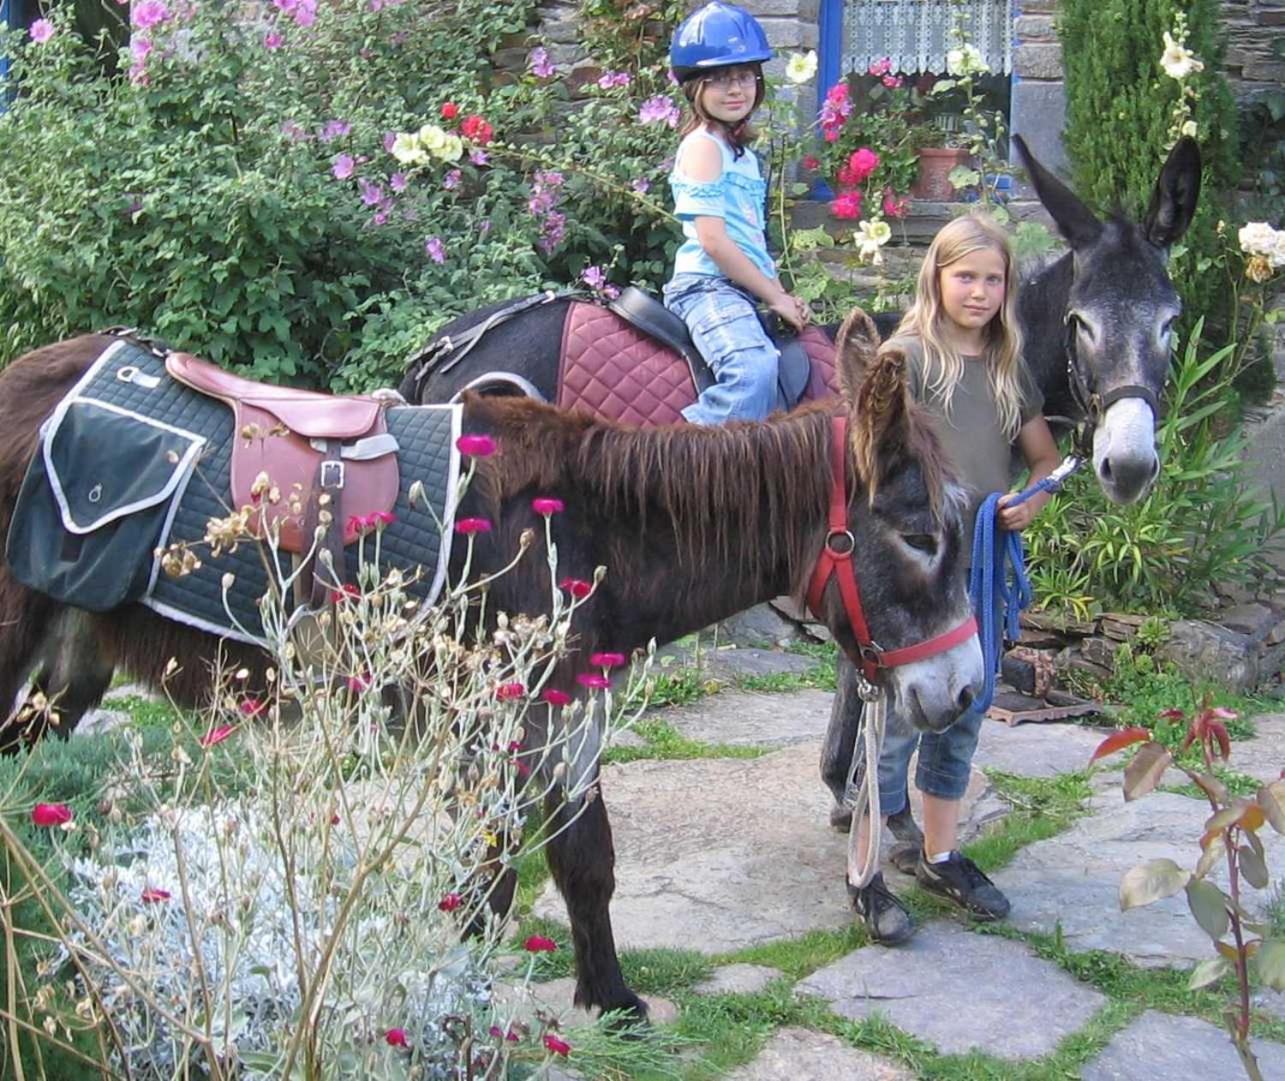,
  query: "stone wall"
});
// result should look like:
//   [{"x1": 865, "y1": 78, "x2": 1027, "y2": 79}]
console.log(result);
[
  {"x1": 1009, "y1": 0, "x2": 1065, "y2": 175},
  {"x1": 1222, "y1": 0, "x2": 1285, "y2": 103}
]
